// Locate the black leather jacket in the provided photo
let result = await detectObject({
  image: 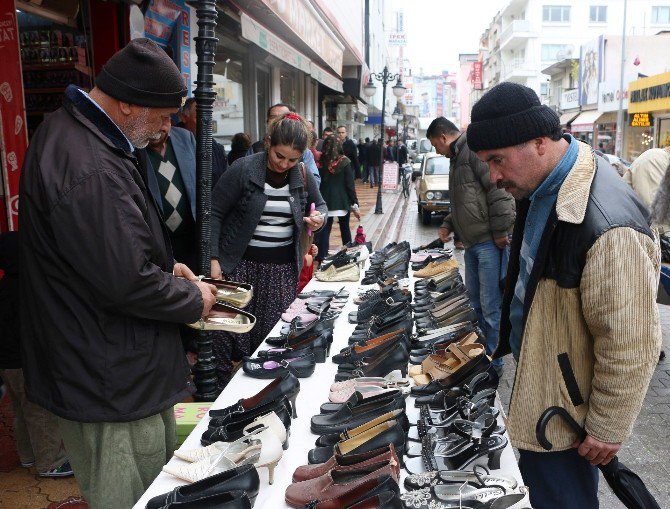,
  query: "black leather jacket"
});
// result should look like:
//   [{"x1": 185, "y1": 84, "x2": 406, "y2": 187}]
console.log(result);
[{"x1": 20, "y1": 86, "x2": 203, "y2": 422}]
